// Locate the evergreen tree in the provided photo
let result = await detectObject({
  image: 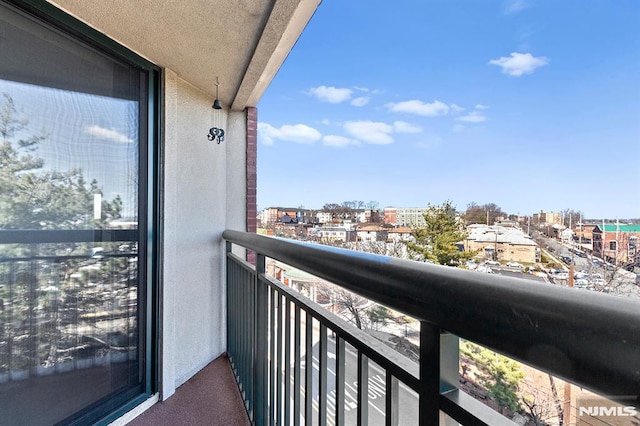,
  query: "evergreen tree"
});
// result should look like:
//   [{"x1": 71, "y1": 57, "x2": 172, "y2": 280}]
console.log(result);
[{"x1": 406, "y1": 200, "x2": 473, "y2": 266}]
